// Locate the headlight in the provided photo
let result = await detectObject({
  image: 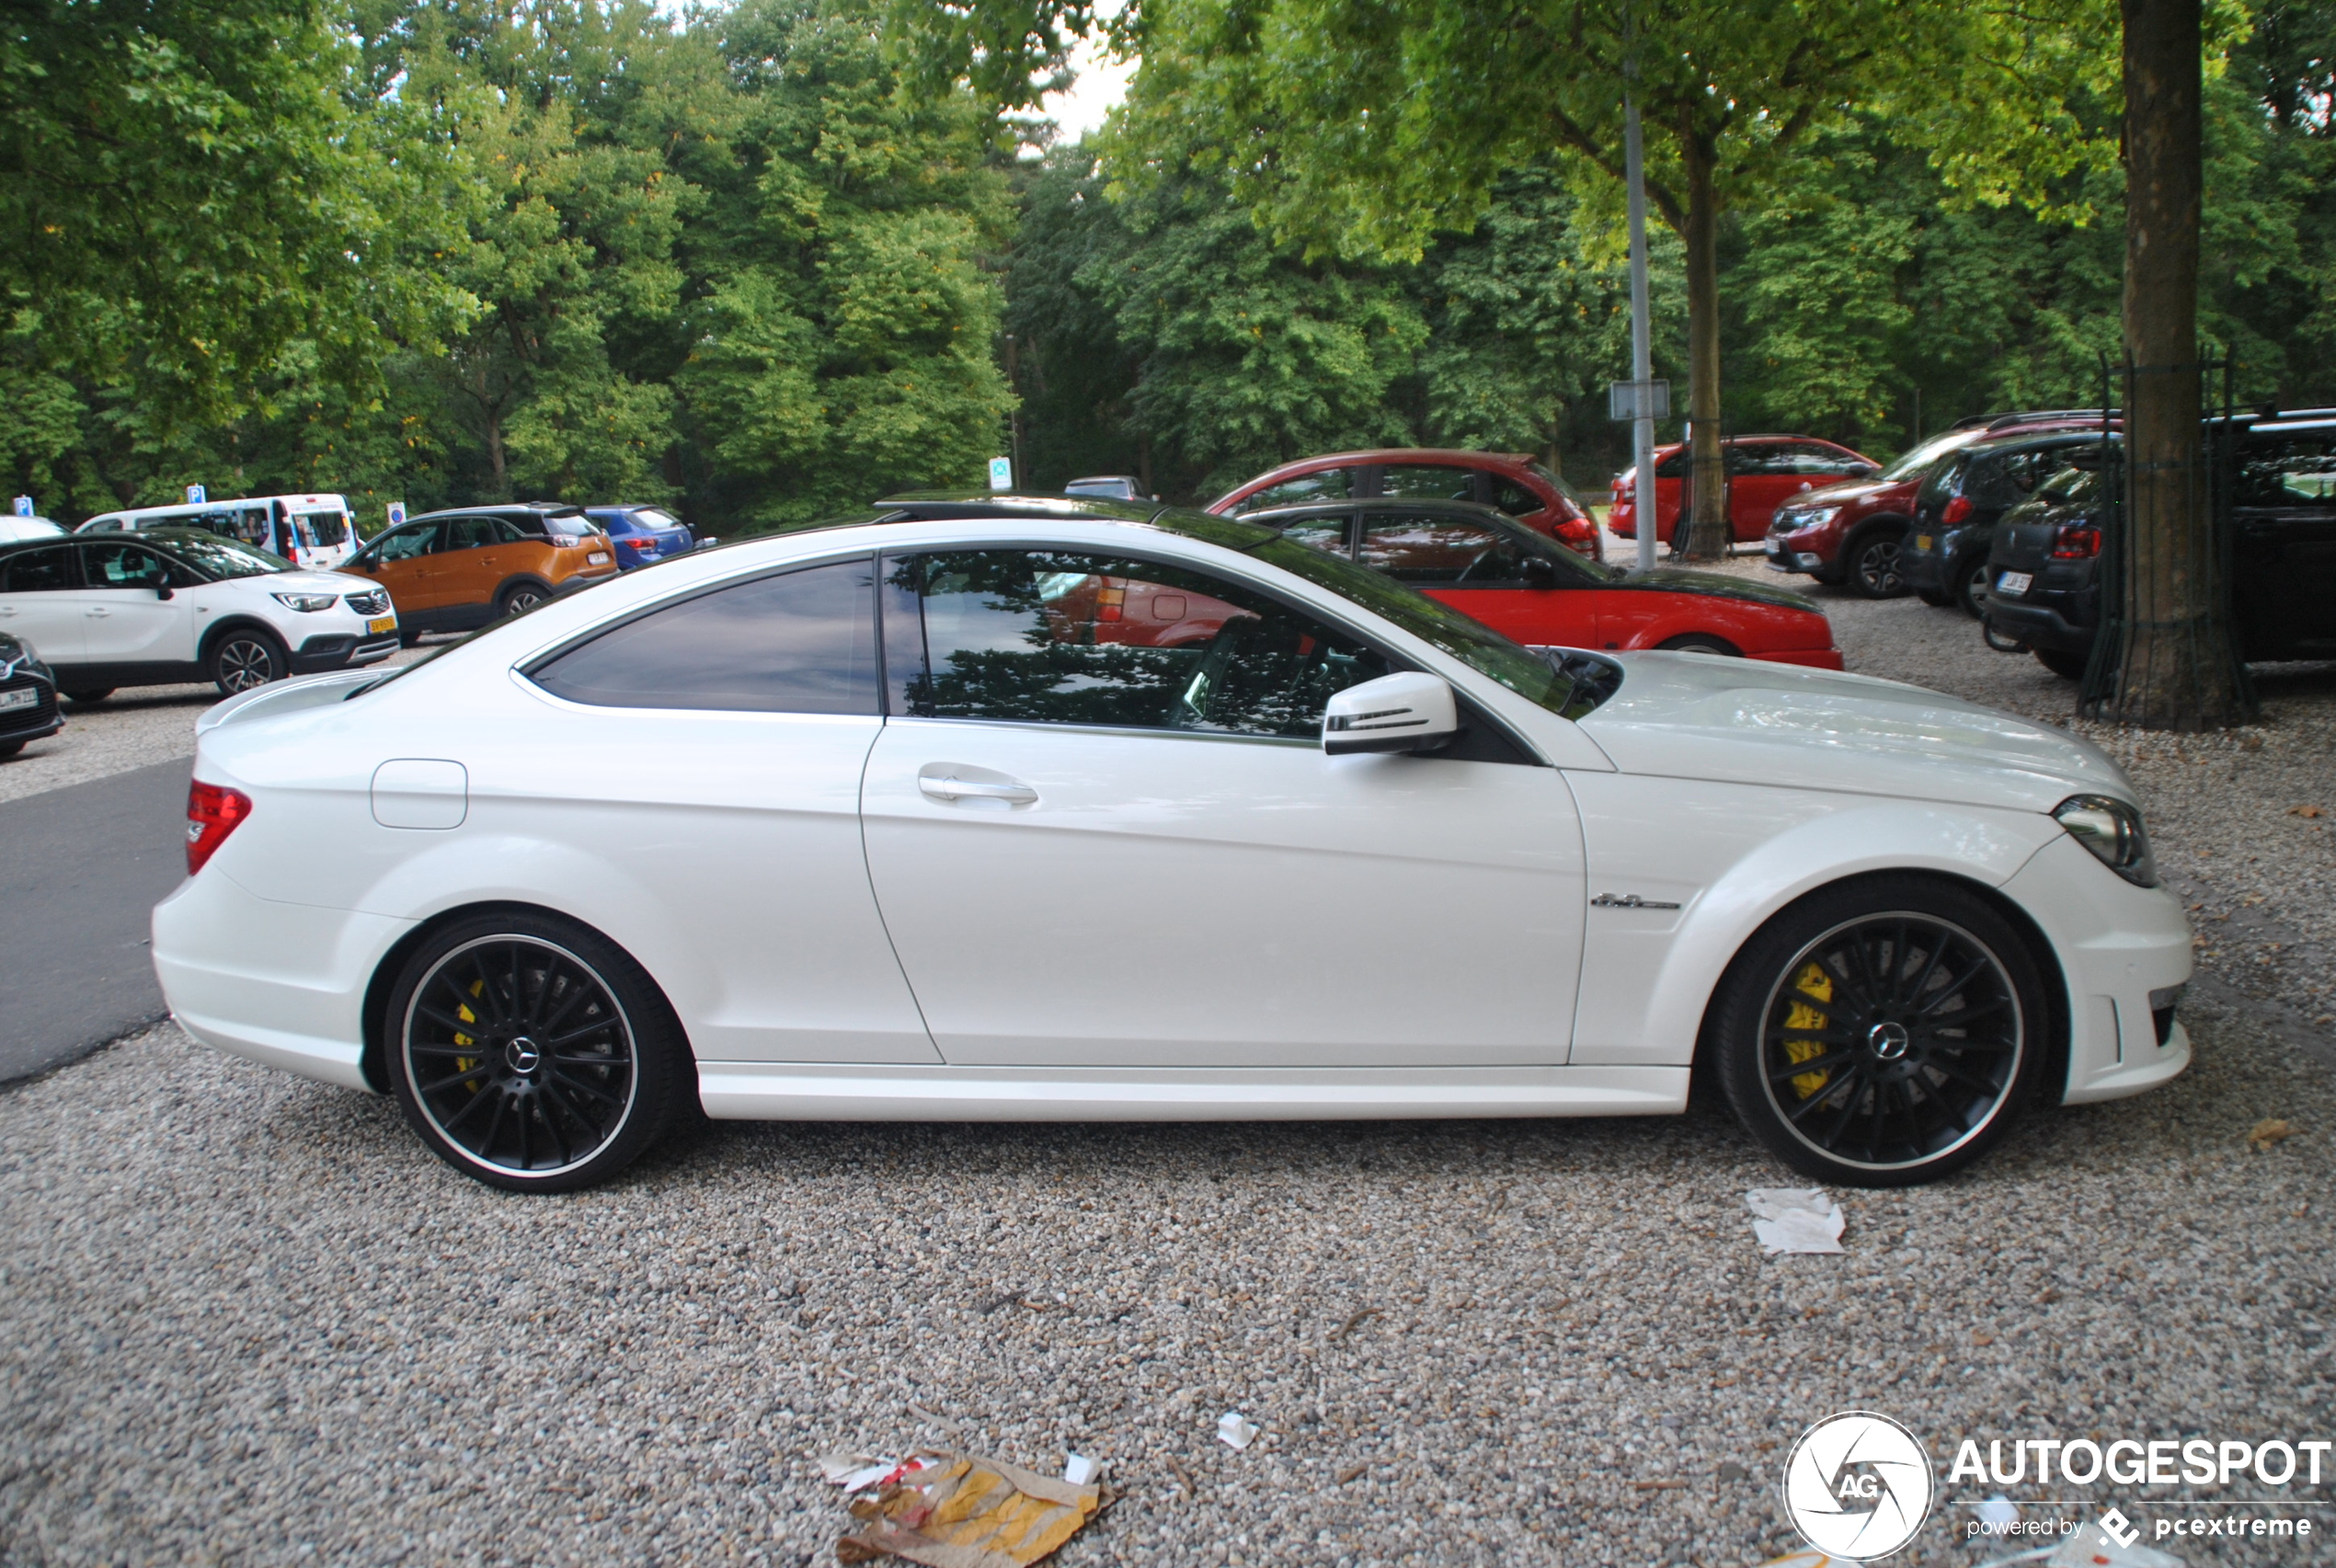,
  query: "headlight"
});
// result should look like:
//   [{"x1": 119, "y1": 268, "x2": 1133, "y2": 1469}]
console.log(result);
[
  {"x1": 2053, "y1": 794, "x2": 2159, "y2": 886},
  {"x1": 1804, "y1": 506, "x2": 1838, "y2": 527},
  {"x1": 270, "y1": 591, "x2": 338, "y2": 612}
]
